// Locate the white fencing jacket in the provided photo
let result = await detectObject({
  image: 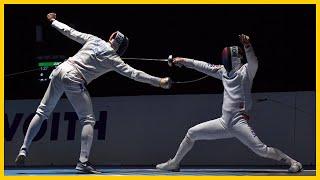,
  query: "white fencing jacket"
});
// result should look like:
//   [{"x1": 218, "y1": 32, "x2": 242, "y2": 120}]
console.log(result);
[
  {"x1": 181, "y1": 45, "x2": 258, "y2": 114},
  {"x1": 51, "y1": 20, "x2": 161, "y2": 87}
]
